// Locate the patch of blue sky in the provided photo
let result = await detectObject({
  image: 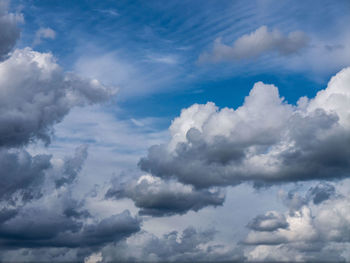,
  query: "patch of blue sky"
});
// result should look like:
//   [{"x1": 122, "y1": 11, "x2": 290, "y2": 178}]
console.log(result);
[{"x1": 13, "y1": 0, "x2": 350, "y2": 120}]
